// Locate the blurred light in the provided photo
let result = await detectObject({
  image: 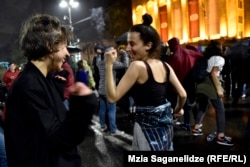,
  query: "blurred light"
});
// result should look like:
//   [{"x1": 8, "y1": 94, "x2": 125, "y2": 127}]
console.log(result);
[
  {"x1": 70, "y1": 0, "x2": 79, "y2": 8},
  {"x1": 159, "y1": 0, "x2": 167, "y2": 6},
  {"x1": 59, "y1": 0, "x2": 68, "y2": 8},
  {"x1": 59, "y1": 0, "x2": 79, "y2": 8},
  {"x1": 63, "y1": 15, "x2": 69, "y2": 20}
]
